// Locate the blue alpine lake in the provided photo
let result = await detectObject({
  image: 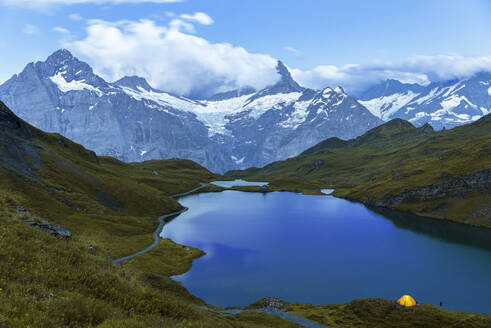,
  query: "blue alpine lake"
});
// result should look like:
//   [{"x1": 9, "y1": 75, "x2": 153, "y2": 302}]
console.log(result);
[{"x1": 162, "y1": 188, "x2": 491, "y2": 314}]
